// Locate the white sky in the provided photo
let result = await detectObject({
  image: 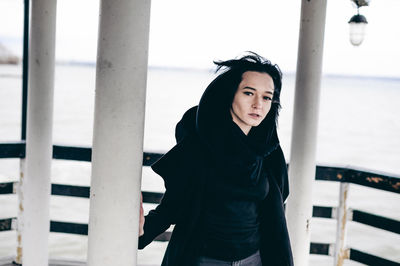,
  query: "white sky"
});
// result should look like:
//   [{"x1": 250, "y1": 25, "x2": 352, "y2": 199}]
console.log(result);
[{"x1": 1, "y1": 0, "x2": 400, "y2": 77}]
